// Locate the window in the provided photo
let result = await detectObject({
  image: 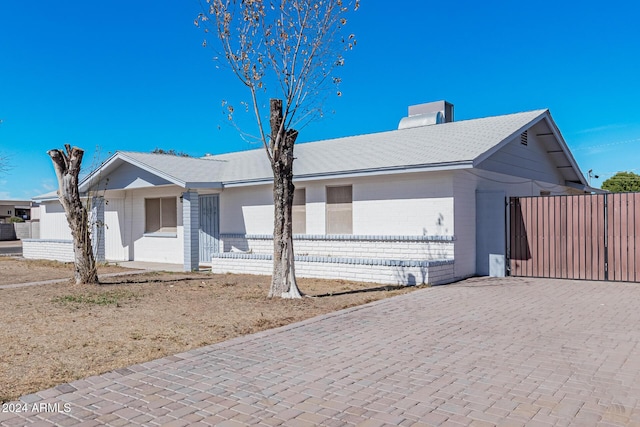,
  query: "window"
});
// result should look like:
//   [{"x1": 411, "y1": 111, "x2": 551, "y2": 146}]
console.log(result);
[
  {"x1": 326, "y1": 185, "x2": 352, "y2": 234},
  {"x1": 292, "y1": 188, "x2": 306, "y2": 234},
  {"x1": 145, "y1": 197, "x2": 177, "y2": 233}
]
